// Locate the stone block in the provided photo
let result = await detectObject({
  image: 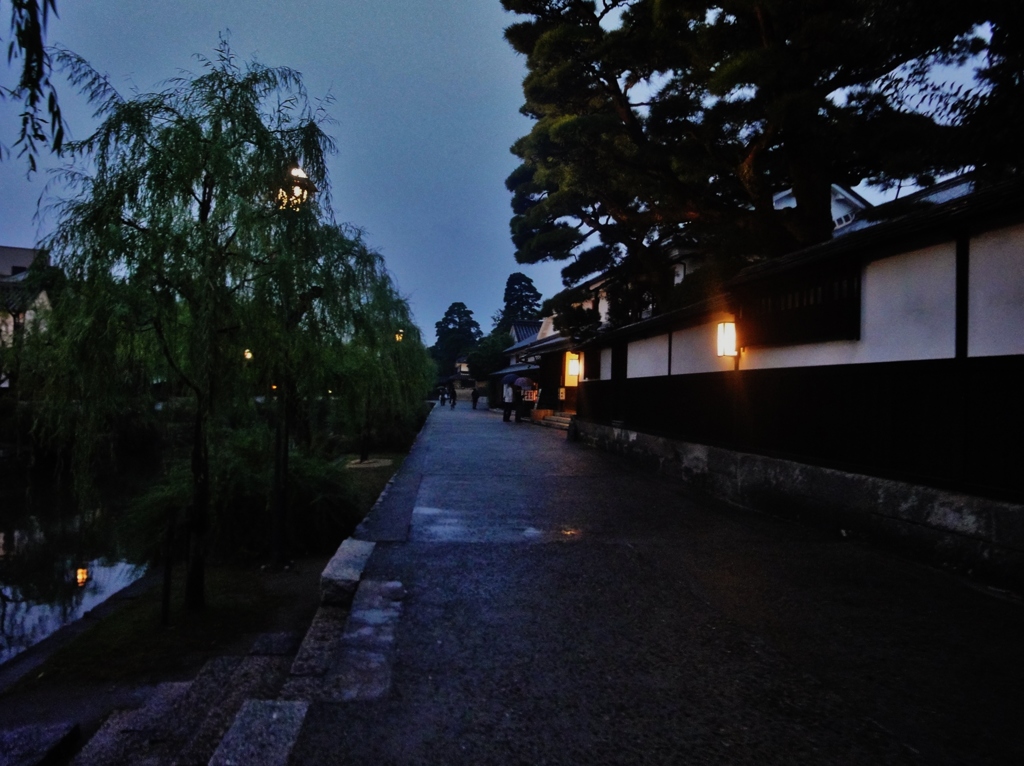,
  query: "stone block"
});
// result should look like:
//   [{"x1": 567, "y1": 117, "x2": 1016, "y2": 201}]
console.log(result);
[
  {"x1": 320, "y1": 538, "x2": 375, "y2": 606},
  {"x1": 208, "y1": 700, "x2": 308, "y2": 766},
  {"x1": 280, "y1": 651, "x2": 390, "y2": 703},
  {"x1": 0, "y1": 722, "x2": 78, "y2": 766}
]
